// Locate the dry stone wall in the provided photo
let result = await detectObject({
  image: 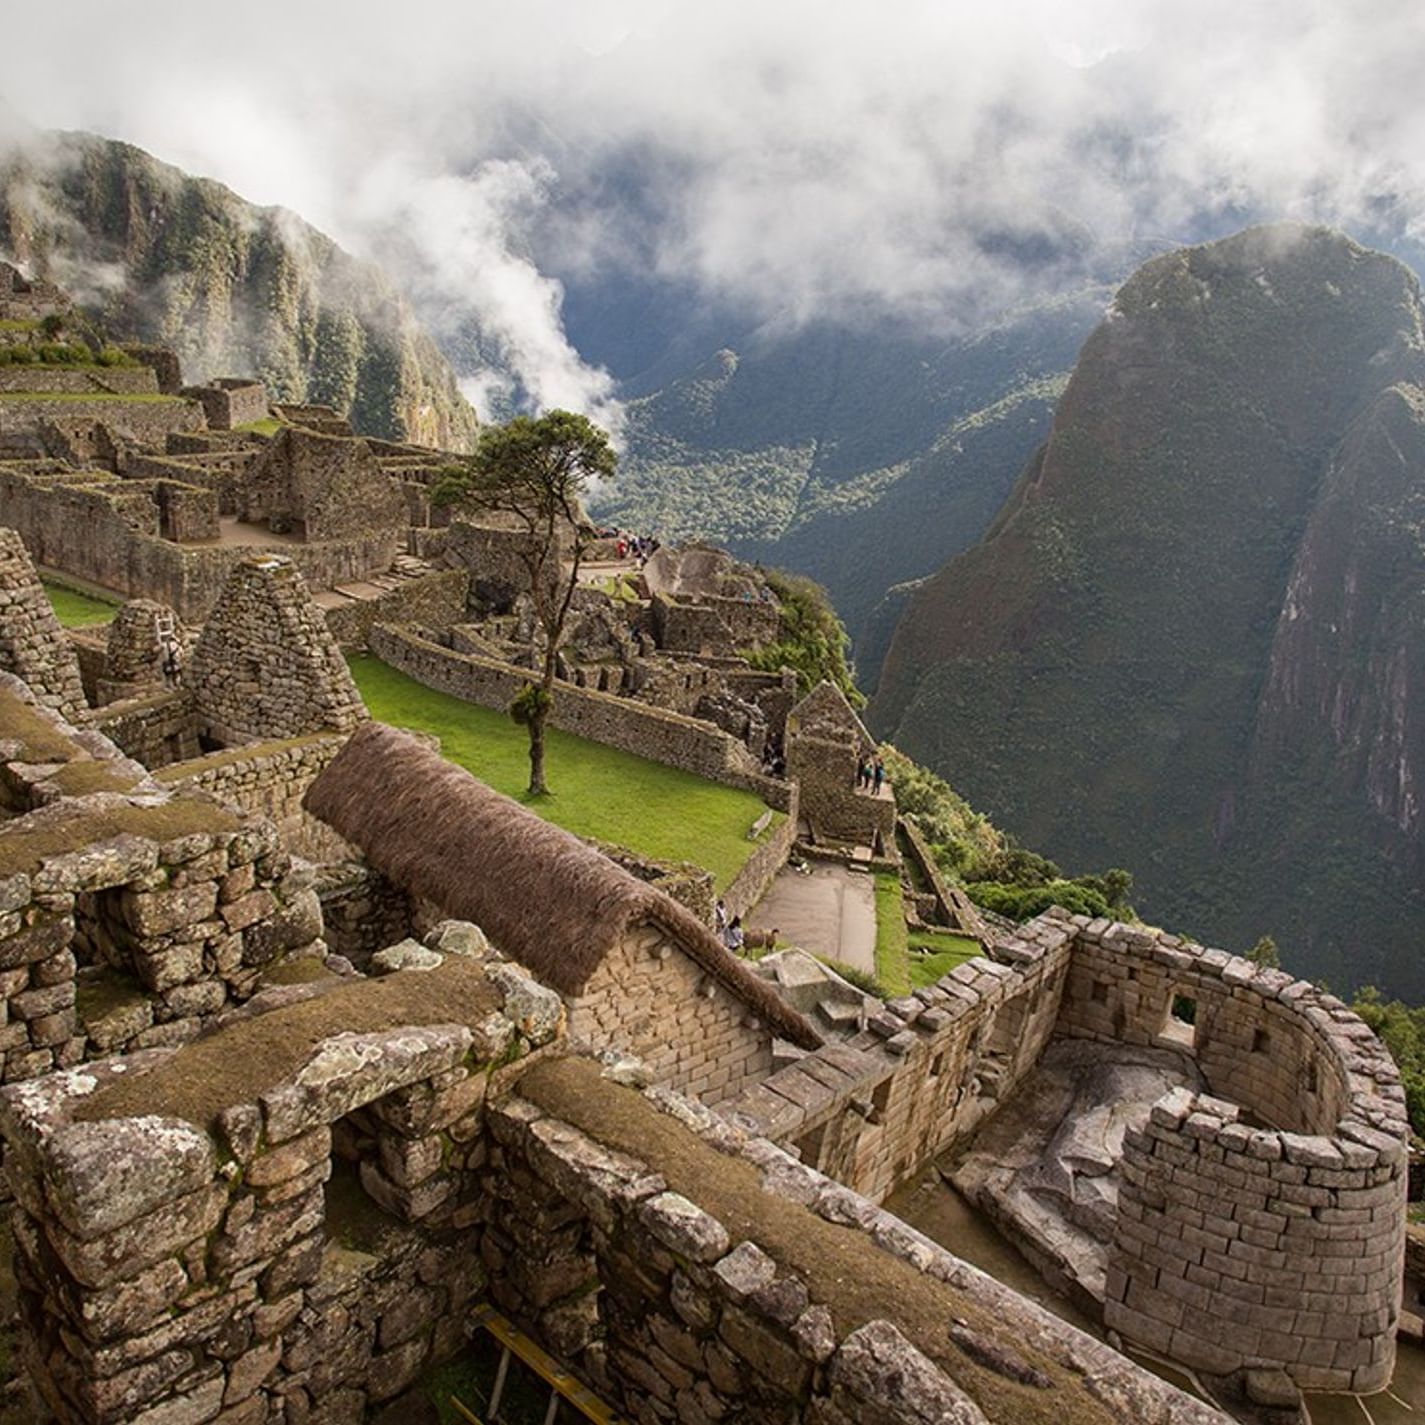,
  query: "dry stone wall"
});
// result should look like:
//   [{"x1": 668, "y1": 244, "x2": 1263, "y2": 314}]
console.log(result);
[
  {"x1": 190, "y1": 556, "x2": 367, "y2": 745},
  {"x1": 0, "y1": 679, "x2": 324, "y2": 1077},
  {"x1": 724, "y1": 910, "x2": 1411, "y2": 1394},
  {"x1": 0, "y1": 526, "x2": 88, "y2": 724},
  {"x1": 476, "y1": 1058, "x2": 1222, "y2": 1425},
  {"x1": 91, "y1": 689, "x2": 200, "y2": 768},
  {"x1": 723, "y1": 913, "x2": 1075, "y2": 1204},
  {"x1": 569, "y1": 925, "x2": 777, "y2": 1106},
  {"x1": 155, "y1": 733, "x2": 351, "y2": 861}
]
